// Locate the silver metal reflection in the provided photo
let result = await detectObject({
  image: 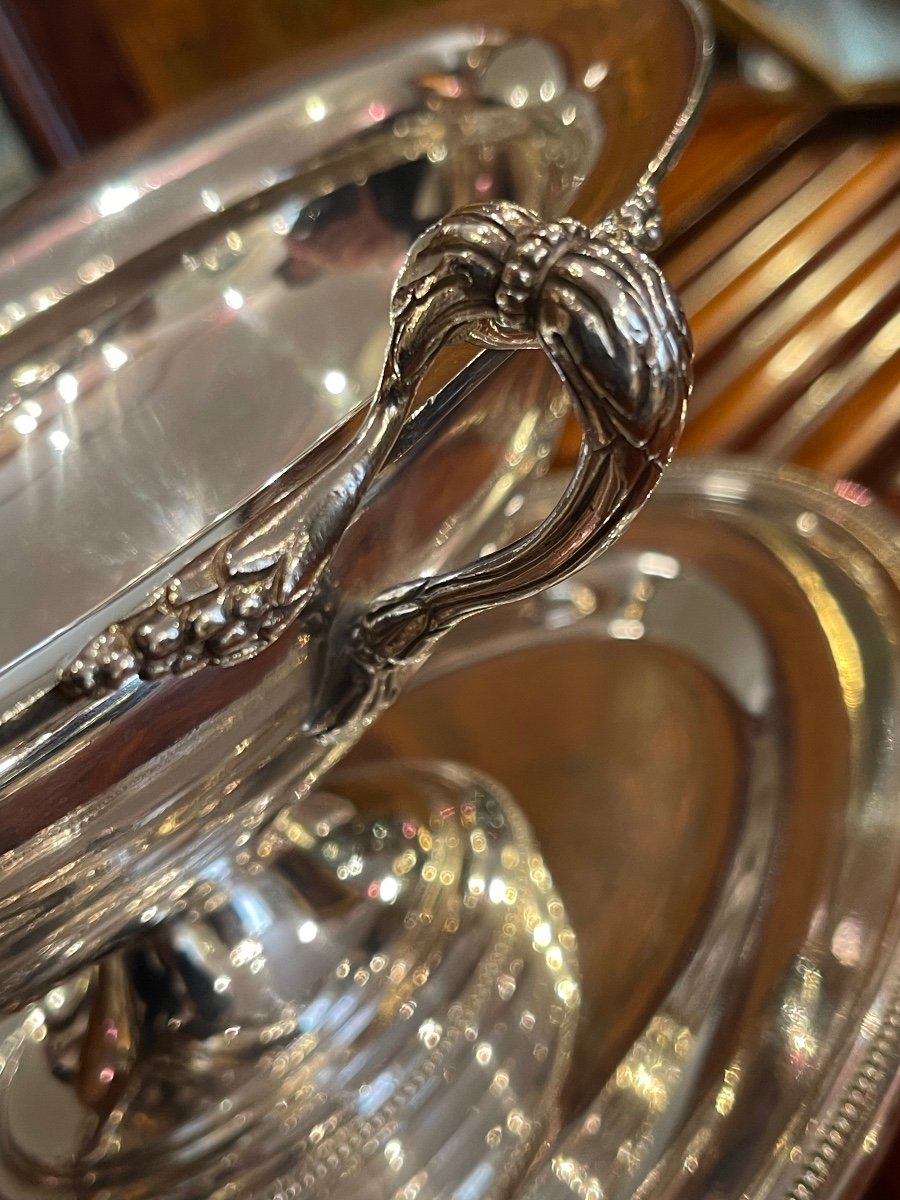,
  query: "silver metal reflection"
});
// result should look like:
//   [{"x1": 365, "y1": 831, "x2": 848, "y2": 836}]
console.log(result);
[
  {"x1": 354, "y1": 462, "x2": 900, "y2": 1200},
  {"x1": 0, "y1": 194, "x2": 690, "y2": 1200},
  {"x1": 60, "y1": 200, "x2": 690, "y2": 710},
  {"x1": 0, "y1": 3, "x2": 712, "y2": 1019},
  {"x1": 0, "y1": 761, "x2": 578, "y2": 1200},
  {"x1": 324, "y1": 197, "x2": 690, "y2": 729}
]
